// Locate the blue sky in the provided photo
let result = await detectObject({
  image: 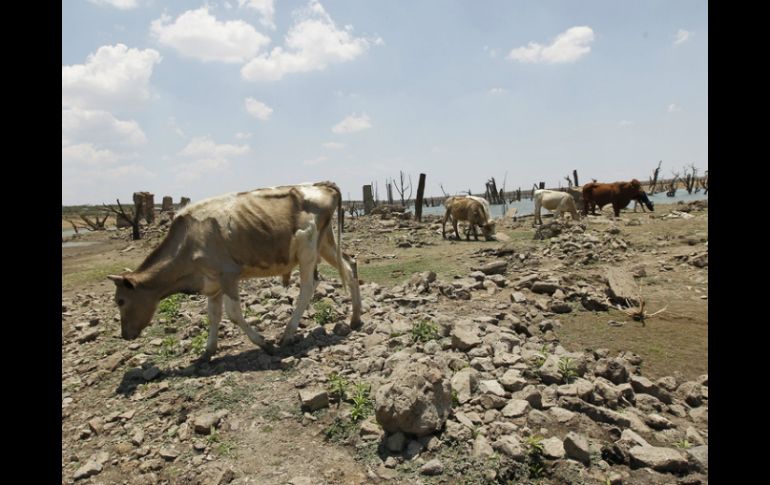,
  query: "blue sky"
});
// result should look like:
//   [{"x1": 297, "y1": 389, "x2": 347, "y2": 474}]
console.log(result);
[{"x1": 62, "y1": 0, "x2": 707, "y2": 205}]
